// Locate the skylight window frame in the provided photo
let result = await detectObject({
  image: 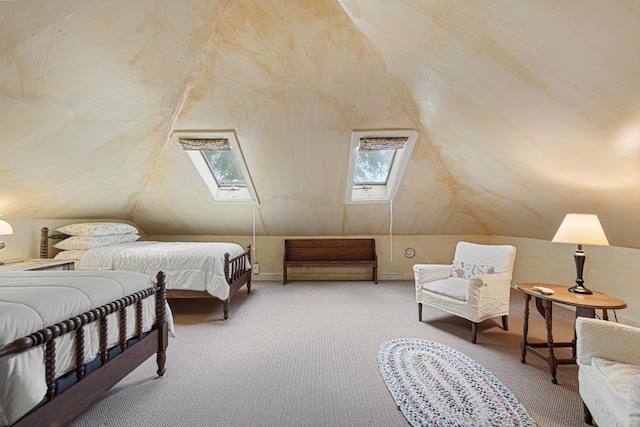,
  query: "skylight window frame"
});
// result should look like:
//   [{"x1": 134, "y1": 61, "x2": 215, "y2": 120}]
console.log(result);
[
  {"x1": 345, "y1": 129, "x2": 417, "y2": 204},
  {"x1": 174, "y1": 130, "x2": 259, "y2": 204}
]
